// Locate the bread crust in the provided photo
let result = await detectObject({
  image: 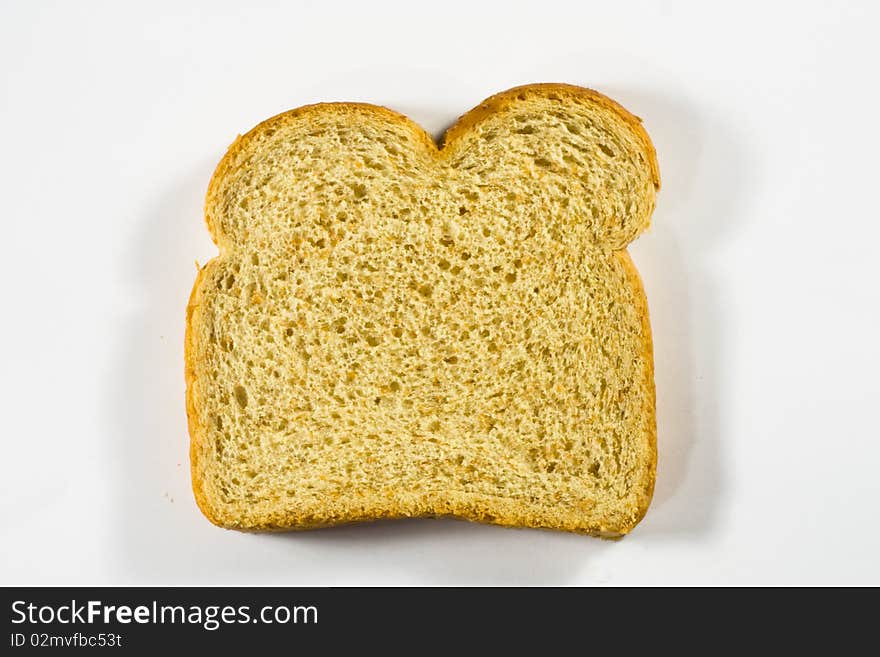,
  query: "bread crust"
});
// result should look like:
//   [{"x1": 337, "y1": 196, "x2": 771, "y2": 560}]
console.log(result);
[
  {"x1": 186, "y1": 83, "x2": 658, "y2": 536},
  {"x1": 615, "y1": 251, "x2": 657, "y2": 529},
  {"x1": 186, "y1": 259, "x2": 222, "y2": 526}
]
